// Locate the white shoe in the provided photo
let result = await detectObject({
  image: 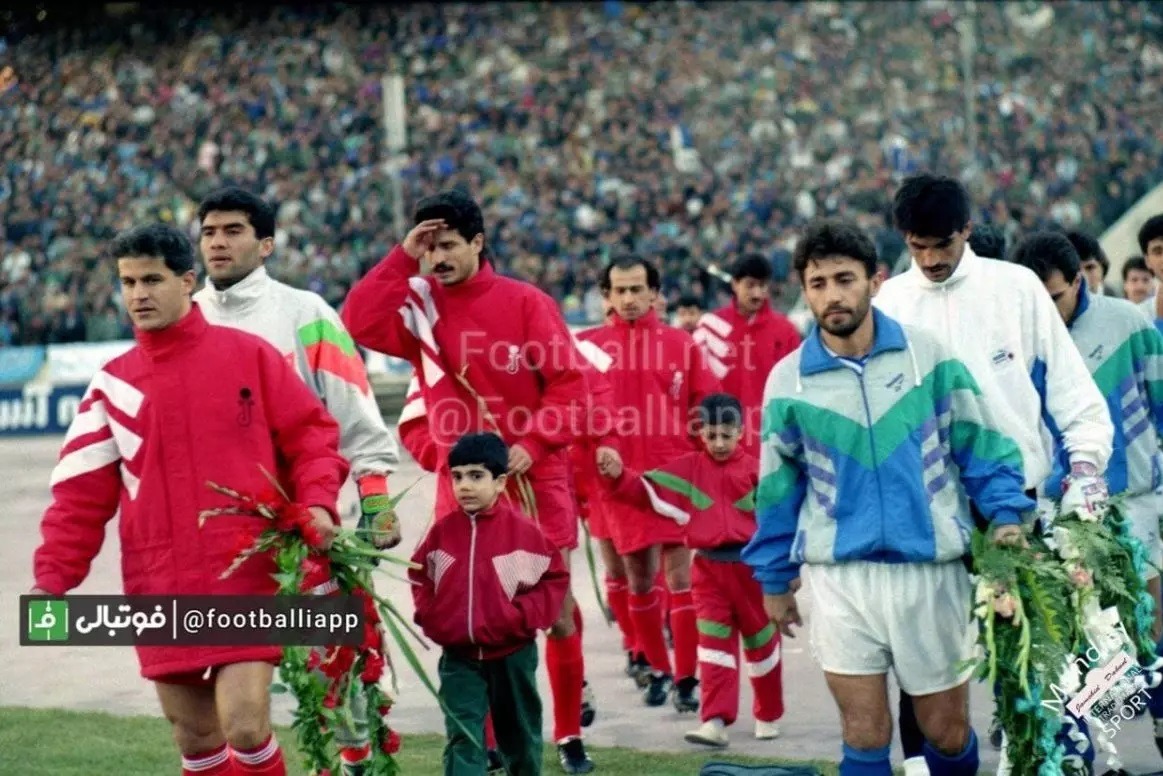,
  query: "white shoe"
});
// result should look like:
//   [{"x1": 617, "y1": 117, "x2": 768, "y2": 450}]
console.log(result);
[
  {"x1": 684, "y1": 719, "x2": 729, "y2": 748},
  {"x1": 753, "y1": 719, "x2": 781, "y2": 740},
  {"x1": 902, "y1": 757, "x2": 930, "y2": 776}
]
